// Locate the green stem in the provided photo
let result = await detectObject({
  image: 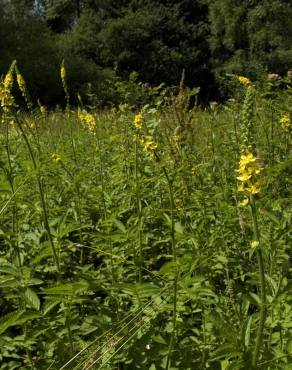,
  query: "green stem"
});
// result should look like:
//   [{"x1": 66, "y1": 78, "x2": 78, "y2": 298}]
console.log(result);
[
  {"x1": 250, "y1": 195, "x2": 266, "y2": 367},
  {"x1": 135, "y1": 136, "x2": 143, "y2": 283},
  {"x1": 60, "y1": 162, "x2": 84, "y2": 264},
  {"x1": 65, "y1": 302, "x2": 74, "y2": 354},
  {"x1": 162, "y1": 167, "x2": 178, "y2": 370},
  {"x1": 4, "y1": 120, "x2": 22, "y2": 267},
  {"x1": 13, "y1": 114, "x2": 60, "y2": 272}
]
